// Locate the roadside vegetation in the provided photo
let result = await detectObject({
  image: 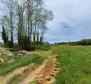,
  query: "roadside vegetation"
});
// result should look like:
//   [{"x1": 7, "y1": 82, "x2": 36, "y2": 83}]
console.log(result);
[{"x1": 0, "y1": 54, "x2": 44, "y2": 75}]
